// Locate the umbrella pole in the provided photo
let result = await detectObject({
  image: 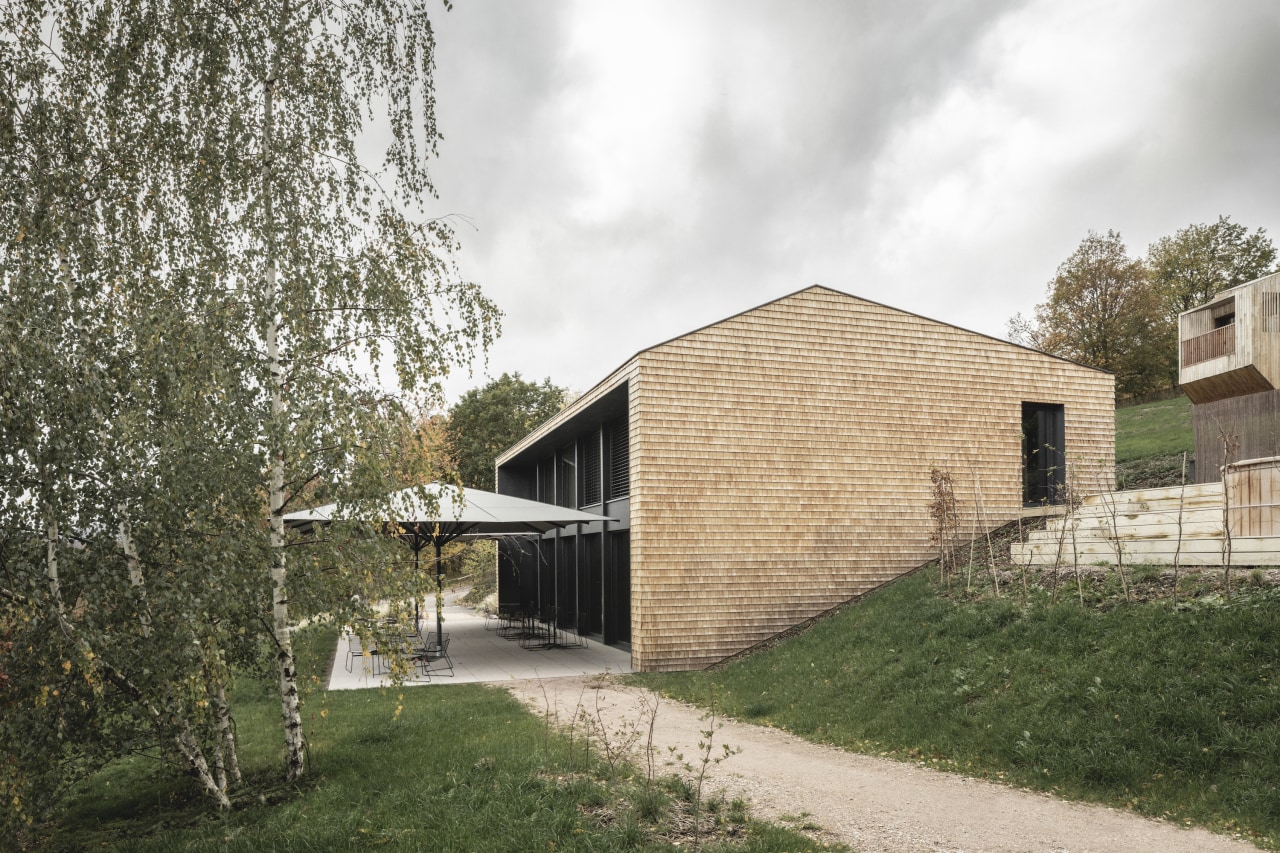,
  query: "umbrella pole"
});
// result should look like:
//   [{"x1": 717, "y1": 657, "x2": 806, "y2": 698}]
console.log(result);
[
  {"x1": 413, "y1": 544, "x2": 421, "y2": 630},
  {"x1": 435, "y1": 540, "x2": 444, "y2": 652}
]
